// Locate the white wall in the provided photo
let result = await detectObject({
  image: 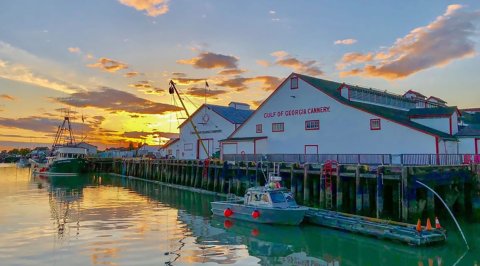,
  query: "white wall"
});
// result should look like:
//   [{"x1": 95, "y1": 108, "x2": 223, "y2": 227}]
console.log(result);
[
  {"x1": 230, "y1": 75, "x2": 438, "y2": 155},
  {"x1": 458, "y1": 138, "x2": 478, "y2": 154},
  {"x1": 178, "y1": 105, "x2": 236, "y2": 159},
  {"x1": 411, "y1": 117, "x2": 451, "y2": 134}
]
